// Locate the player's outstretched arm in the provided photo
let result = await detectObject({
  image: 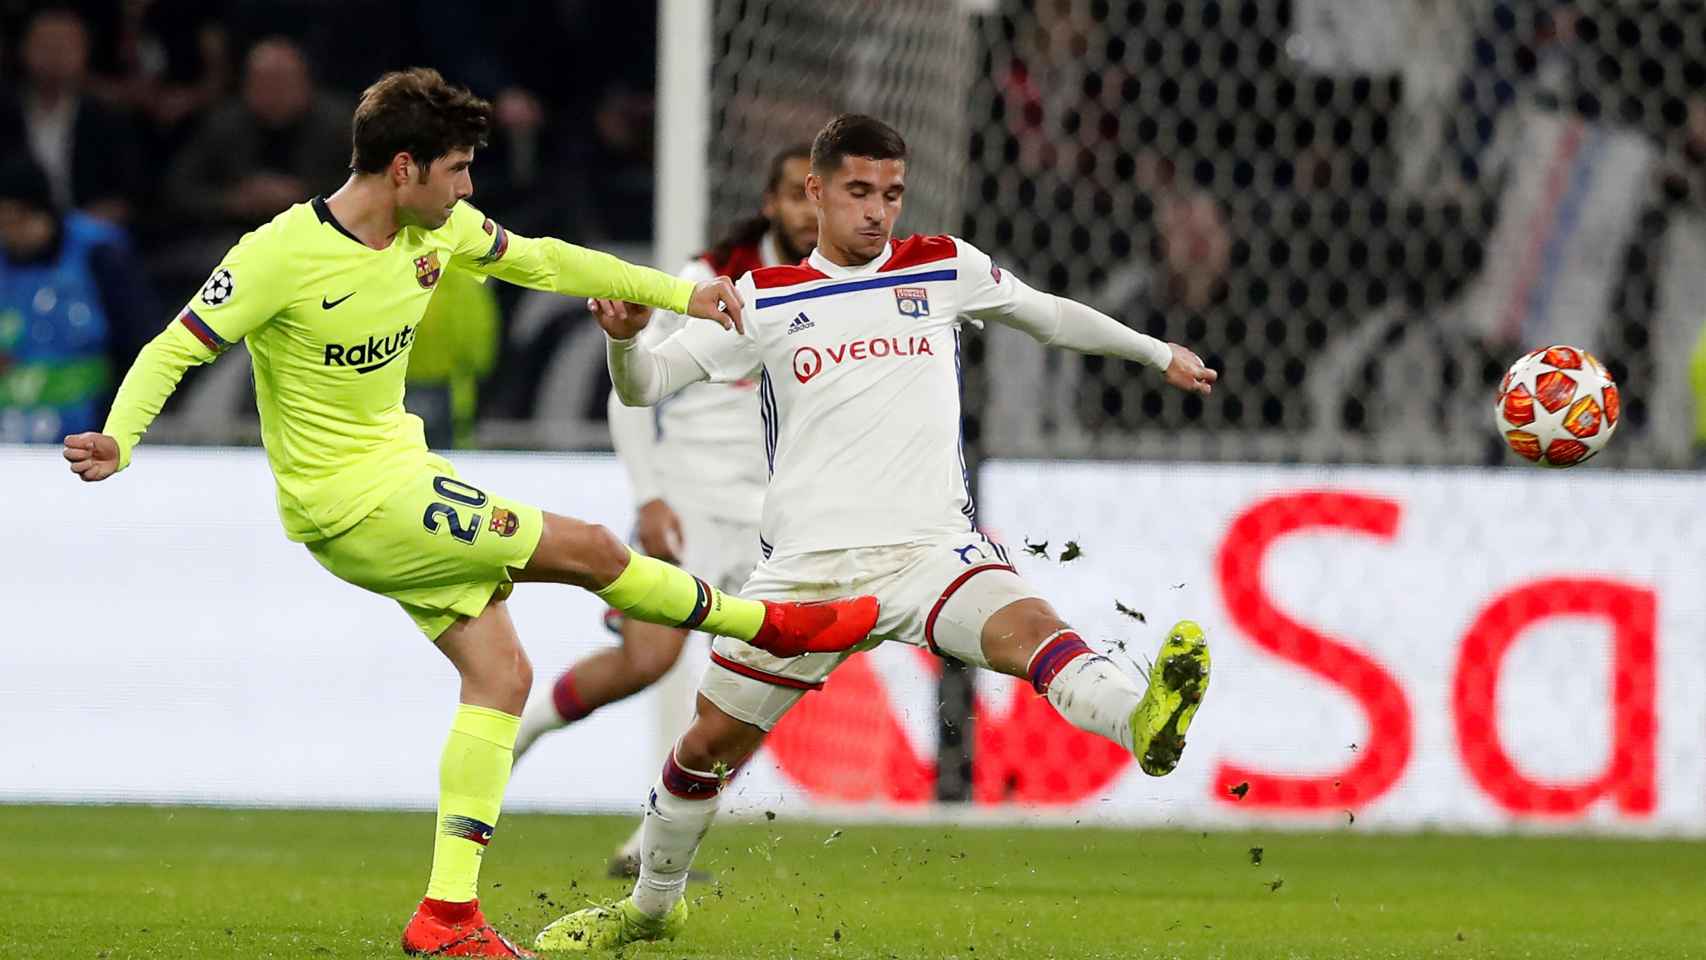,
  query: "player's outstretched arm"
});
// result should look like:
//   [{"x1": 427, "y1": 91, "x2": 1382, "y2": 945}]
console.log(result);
[
  {"x1": 450, "y1": 205, "x2": 745, "y2": 329},
  {"x1": 595, "y1": 299, "x2": 713, "y2": 407},
  {"x1": 595, "y1": 275, "x2": 761, "y2": 407},
  {"x1": 1012, "y1": 292, "x2": 1217, "y2": 396},
  {"x1": 958, "y1": 237, "x2": 1216, "y2": 395},
  {"x1": 68, "y1": 320, "x2": 217, "y2": 480},
  {"x1": 966, "y1": 260, "x2": 1216, "y2": 396}
]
